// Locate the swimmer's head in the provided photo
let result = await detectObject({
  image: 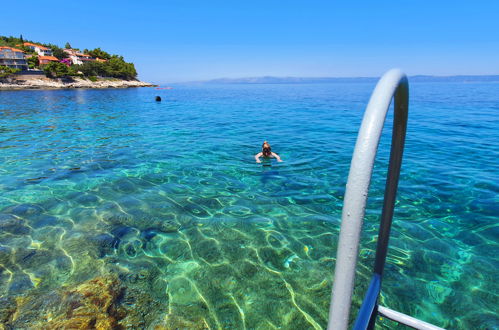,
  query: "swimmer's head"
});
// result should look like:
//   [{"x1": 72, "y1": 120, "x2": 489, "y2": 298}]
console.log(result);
[{"x1": 262, "y1": 141, "x2": 271, "y2": 157}]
